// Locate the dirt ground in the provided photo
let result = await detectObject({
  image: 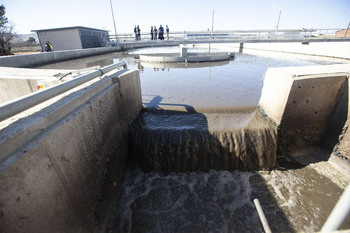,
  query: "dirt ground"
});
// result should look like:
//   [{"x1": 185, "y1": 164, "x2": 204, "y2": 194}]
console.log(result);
[
  {"x1": 13, "y1": 51, "x2": 41, "y2": 55},
  {"x1": 11, "y1": 45, "x2": 41, "y2": 55}
]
